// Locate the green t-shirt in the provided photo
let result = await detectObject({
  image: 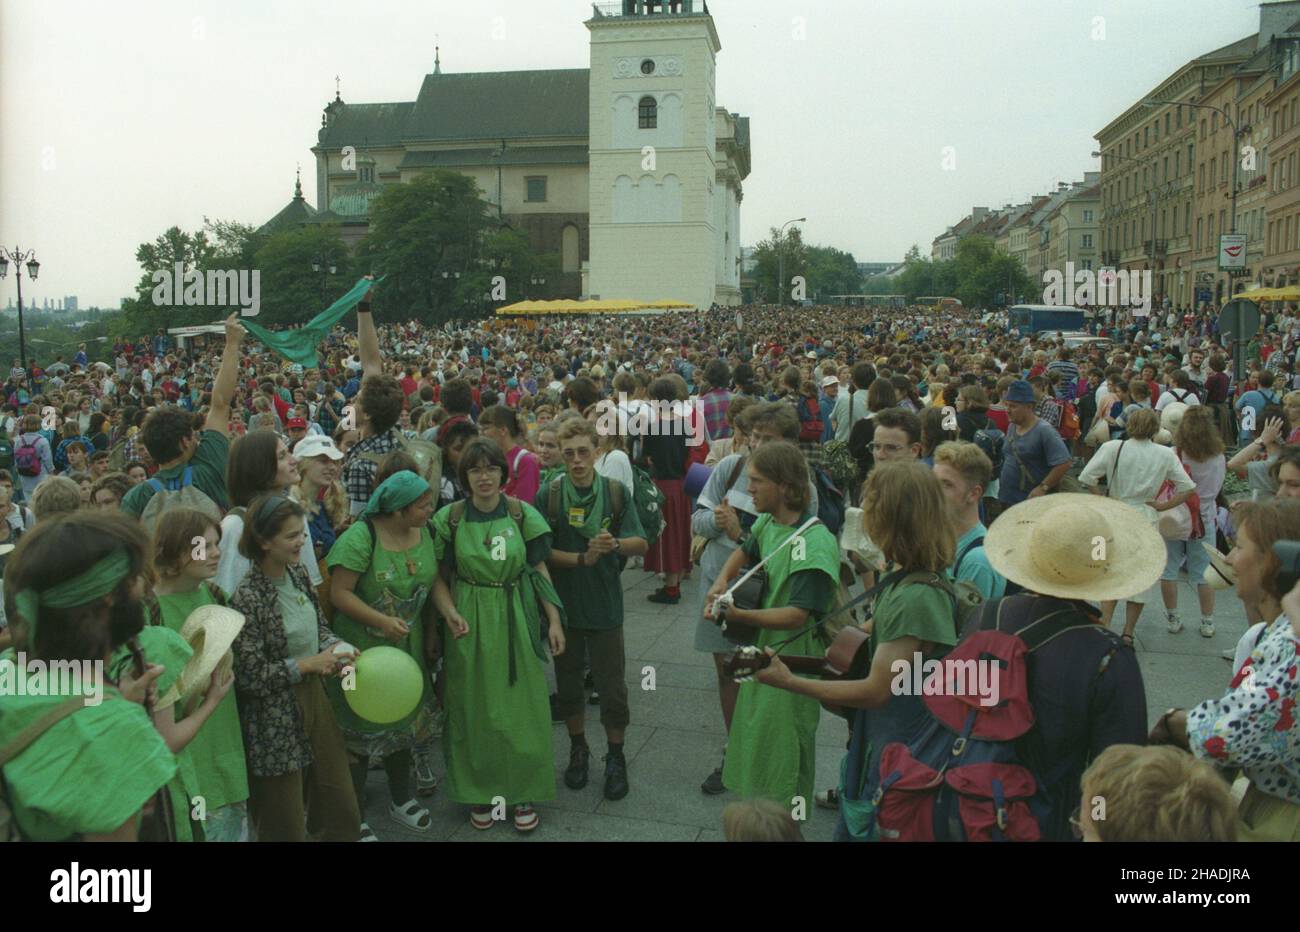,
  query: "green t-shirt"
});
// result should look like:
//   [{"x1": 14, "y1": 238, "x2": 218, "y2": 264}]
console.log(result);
[
  {"x1": 537, "y1": 474, "x2": 646, "y2": 631},
  {"x1": 151, "y1": 585, "x2": 249, "y2": 812},
  {"x1": 121, "y1": 429, "x2": 231, "y2": 516},
  {"x1": 870, "y1": 576, "x2": 960, "y2": 653}
]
